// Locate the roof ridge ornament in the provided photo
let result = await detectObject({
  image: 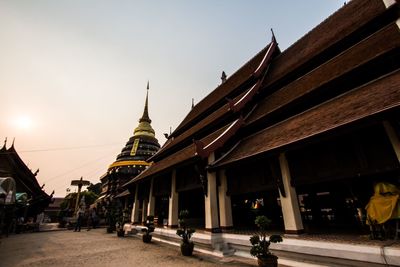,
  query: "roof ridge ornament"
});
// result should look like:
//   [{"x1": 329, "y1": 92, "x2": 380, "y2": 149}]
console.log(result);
[
  {"x1": 221, "y1": 71, "x2": 227, "y2": 84},
  {"x1": 253, "y1": 30, "x2": 278, "y2": 79},
  {"x1": 271, "y1": 28, "x2": 276, "y2": 42}
]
